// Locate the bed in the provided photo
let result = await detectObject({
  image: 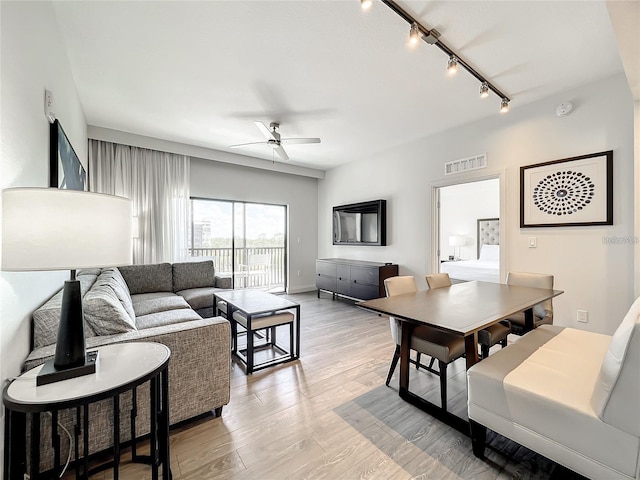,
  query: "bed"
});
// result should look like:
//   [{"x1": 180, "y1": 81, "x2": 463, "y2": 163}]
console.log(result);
[{"x1": 441, "y1": 218, "x2": 500, "y2": 283}]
